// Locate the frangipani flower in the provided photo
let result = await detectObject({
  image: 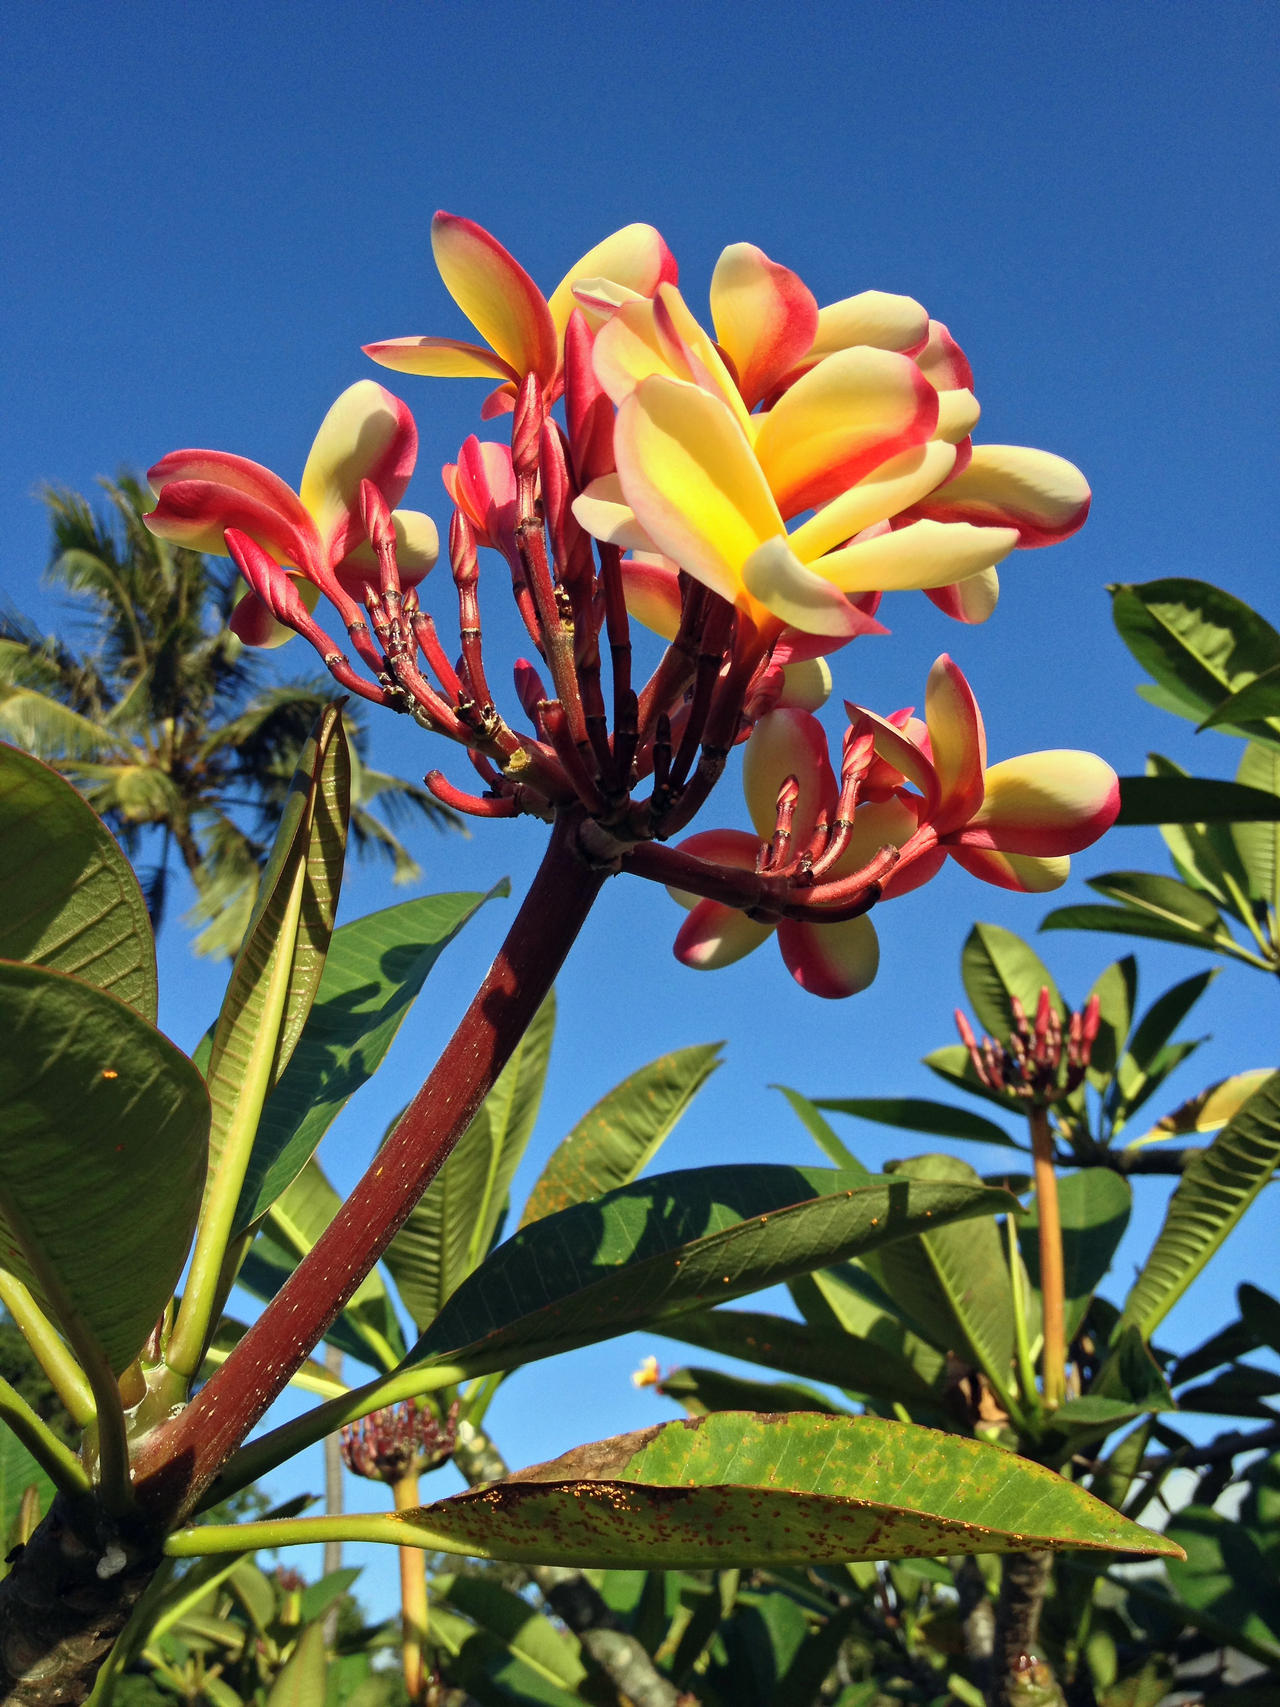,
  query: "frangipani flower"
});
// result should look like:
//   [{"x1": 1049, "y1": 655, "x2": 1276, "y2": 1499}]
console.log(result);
[
  {"x1": 849, "y1": 654, "x2": 1121, "y2": 892},
  {"x1": 579, "y1": 245, "x2": 1089, "y2": 627},
  {"x1": 146, "y1": 381, "x2": 438, "y2": 646},
  {"x1": 669, "y1": 658, "x2": 1119, "y2": 999},
  {"x1": 577, "y1": 372, "x2": 1016, "y2": 640},
  {"x1": 363, "y1": 212, "x2": 676, "y2": 413}
]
